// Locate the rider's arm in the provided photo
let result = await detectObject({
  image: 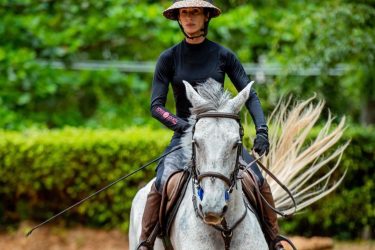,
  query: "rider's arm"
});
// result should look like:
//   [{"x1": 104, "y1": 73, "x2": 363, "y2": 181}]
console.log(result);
[
  {"x1": 150, "y1": 51, "x2": 190, "y2": 133},
  {"x1": 224, "y1": 50, "x2": 267, "y2": 131}
]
